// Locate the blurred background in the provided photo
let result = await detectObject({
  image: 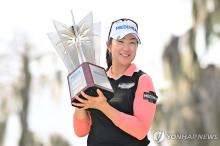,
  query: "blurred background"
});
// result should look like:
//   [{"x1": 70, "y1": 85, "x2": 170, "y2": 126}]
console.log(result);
[{"x1": 0, "y1": 0, "x2": 219, "y2": 146}]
